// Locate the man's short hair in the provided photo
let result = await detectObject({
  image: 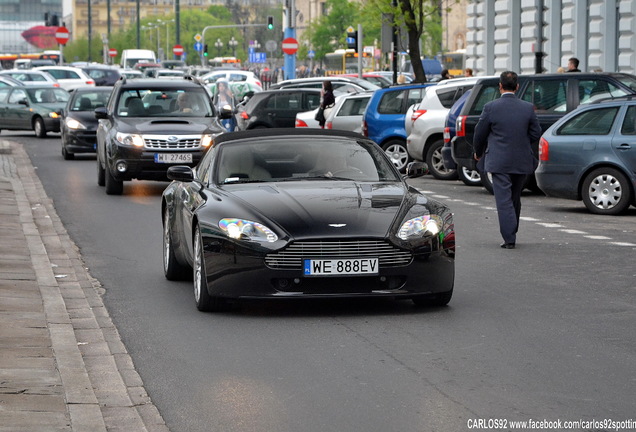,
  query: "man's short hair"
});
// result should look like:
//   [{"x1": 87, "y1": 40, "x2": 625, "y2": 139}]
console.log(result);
[
  {"x1": 569, "y1": 57, "x2": 579, "y2": 68},
  {"x1": 499, "y1": 71, "x2": 518, "y2": 91}
]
